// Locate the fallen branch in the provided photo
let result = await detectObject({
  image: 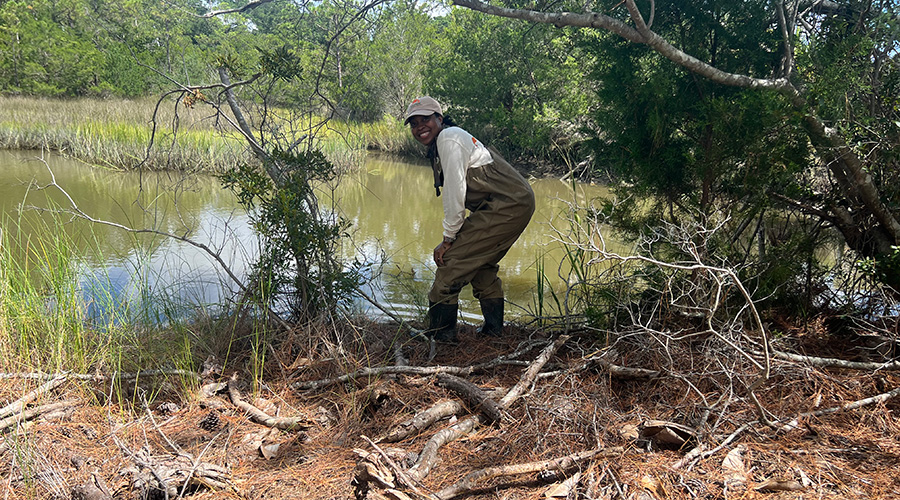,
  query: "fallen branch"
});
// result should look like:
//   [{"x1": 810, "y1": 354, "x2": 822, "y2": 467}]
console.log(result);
[
  {"x1": 0, "y1": 400, "x2": 78, "y2": 432},
  {"x1": 803, "y1": 386, "x2": 900, "y2": 419},
  {"x1": 409, "y1": 415, "x2": 482, "y2": 481},
  {"x1": 409, "y1": 335, "x2": 571, "y2": 482},
  {"x1": 381, "y1": 388, "x2": 506, "y2": 443},
  {"x1": 540, "y1": 355, "x2": 663, "y2": 380},
  {"x1": 380, "y1": 400, "x2": 466, "y2": 443},
  {"x1": 0, "y1": 375, "x2": 67, "y2": 419},
  {"x1": 767, "y1": 349, "x2": 900, "y2": 371},
  {"x1": 361, "y1": 436, "x2": 436, "y2": 499},
  {"x1": 293, "y1": 359, "x2": 533, "y2": 391},
  {"x1": 228, "y1": 374, "x2": 309, "y2": 430},
  {"x1": 433, "y1": 447, "x2": 624, "y2": 500},
  {"x1": 436, "y1": 374, "x2": 502, "y2": 423},
  {"x1": 500, "y1": 335, "x2": 570, "y2": 408}
]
